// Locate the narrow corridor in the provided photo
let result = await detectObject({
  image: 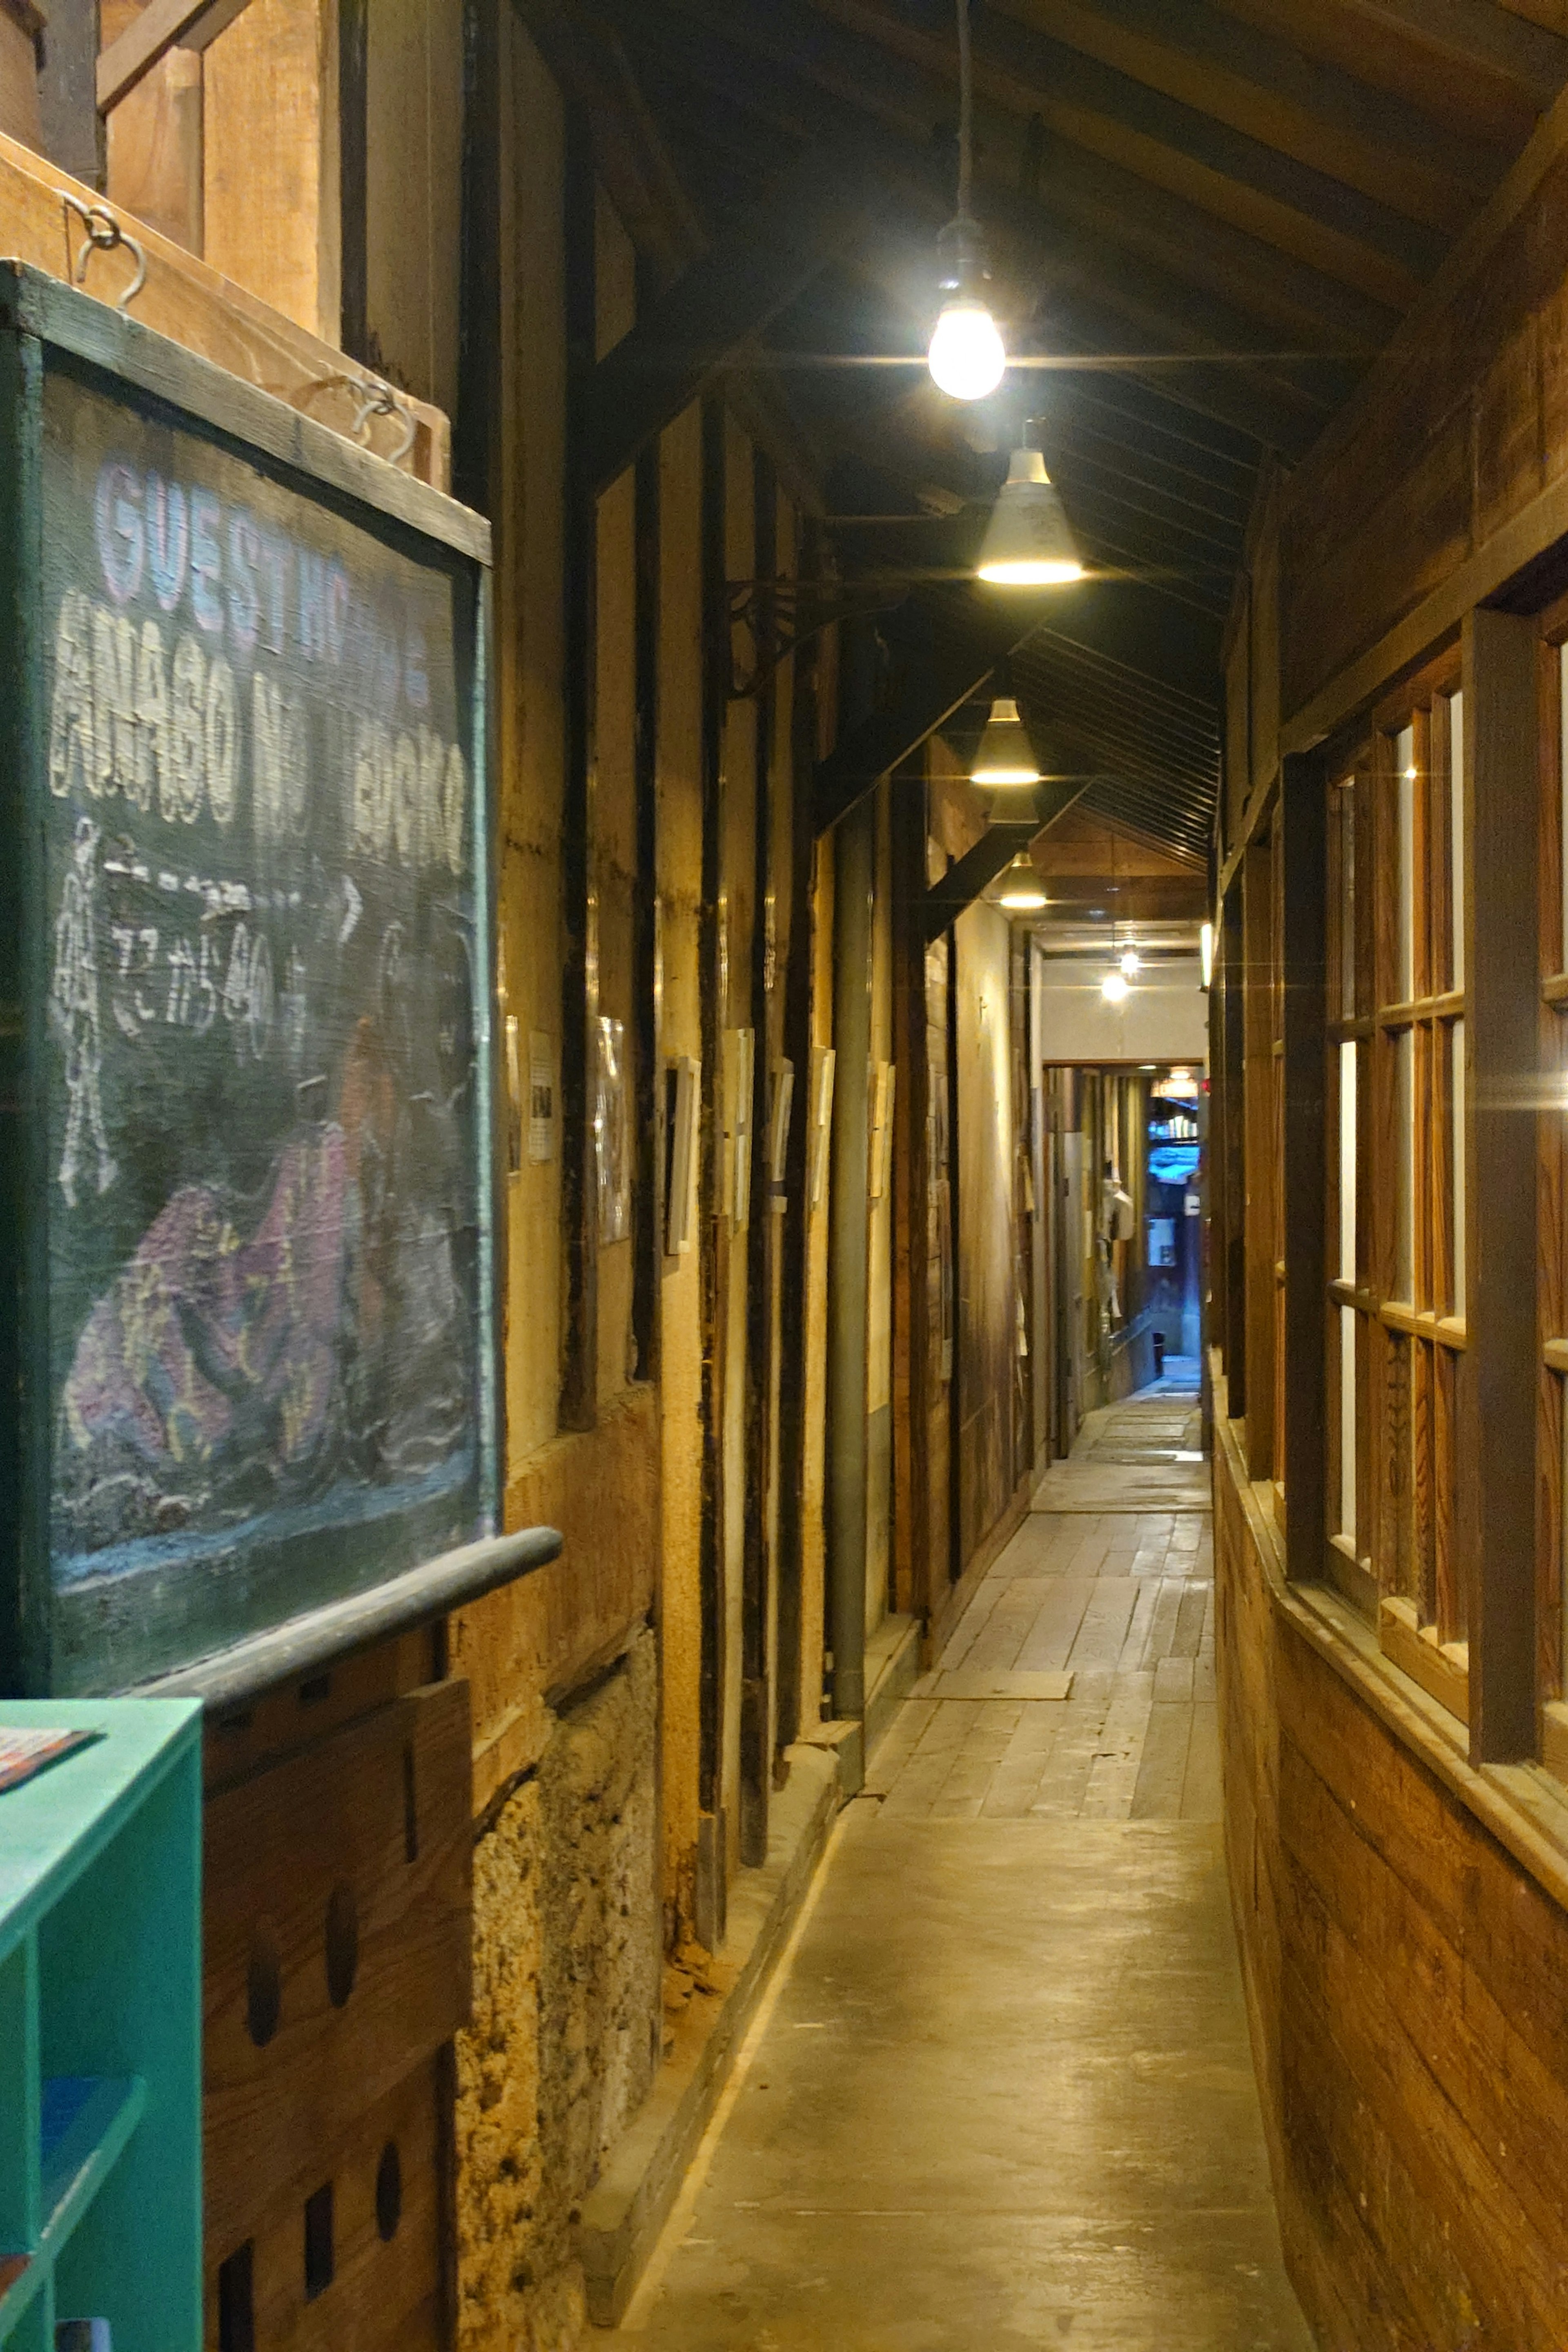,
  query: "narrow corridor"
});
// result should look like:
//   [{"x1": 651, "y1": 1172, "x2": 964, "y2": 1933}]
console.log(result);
[{"x1": 613, "y1": 1388, "x2": 1311, "y2": 2350}]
